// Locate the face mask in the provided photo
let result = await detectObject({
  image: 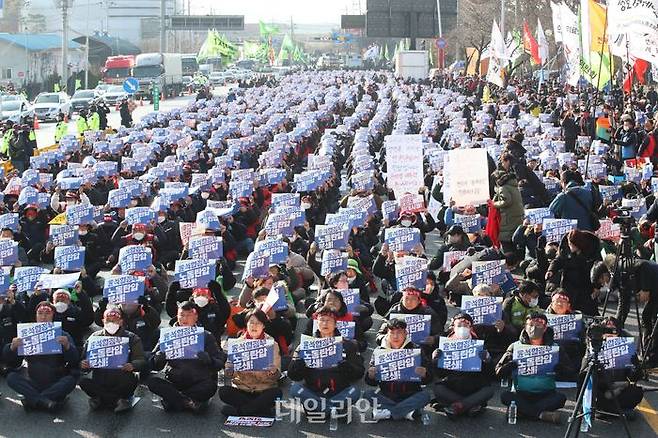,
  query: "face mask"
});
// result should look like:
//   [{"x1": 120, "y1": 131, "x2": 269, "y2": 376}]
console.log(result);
[
  {"x1": 104, "y1": 322, "x2": 120, "y2": 335},
  {"x1": 201, "y1": 192, "x2": 210, "y2": 199},
  {"x1": 133, "y1": 232, "x2": 145, "y2": 241},
  {"x1": 401, "y1": 220, "x2": 412, "y2": 227},
  {"x1": 526, "y1": 326, "x2": 543, "y2": 339},
  {"x1": 79, "y1": 229, "x2": 88, "y2": 236},
  {"x1": 301, "y1": 202, "x2": 311, "y2": 210},
  {"x1": 194, "y1": 296, "x2": 209, "y2": 308},
  {"x1": 54, "y1": 302, "x2": 68, "y2": 313},
  {"x1": 528, "y1": 298, "x2": 539, "y2": 307},
  {"x1": 454, "y1": 326, "x2": 471, "y2": 339}
]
